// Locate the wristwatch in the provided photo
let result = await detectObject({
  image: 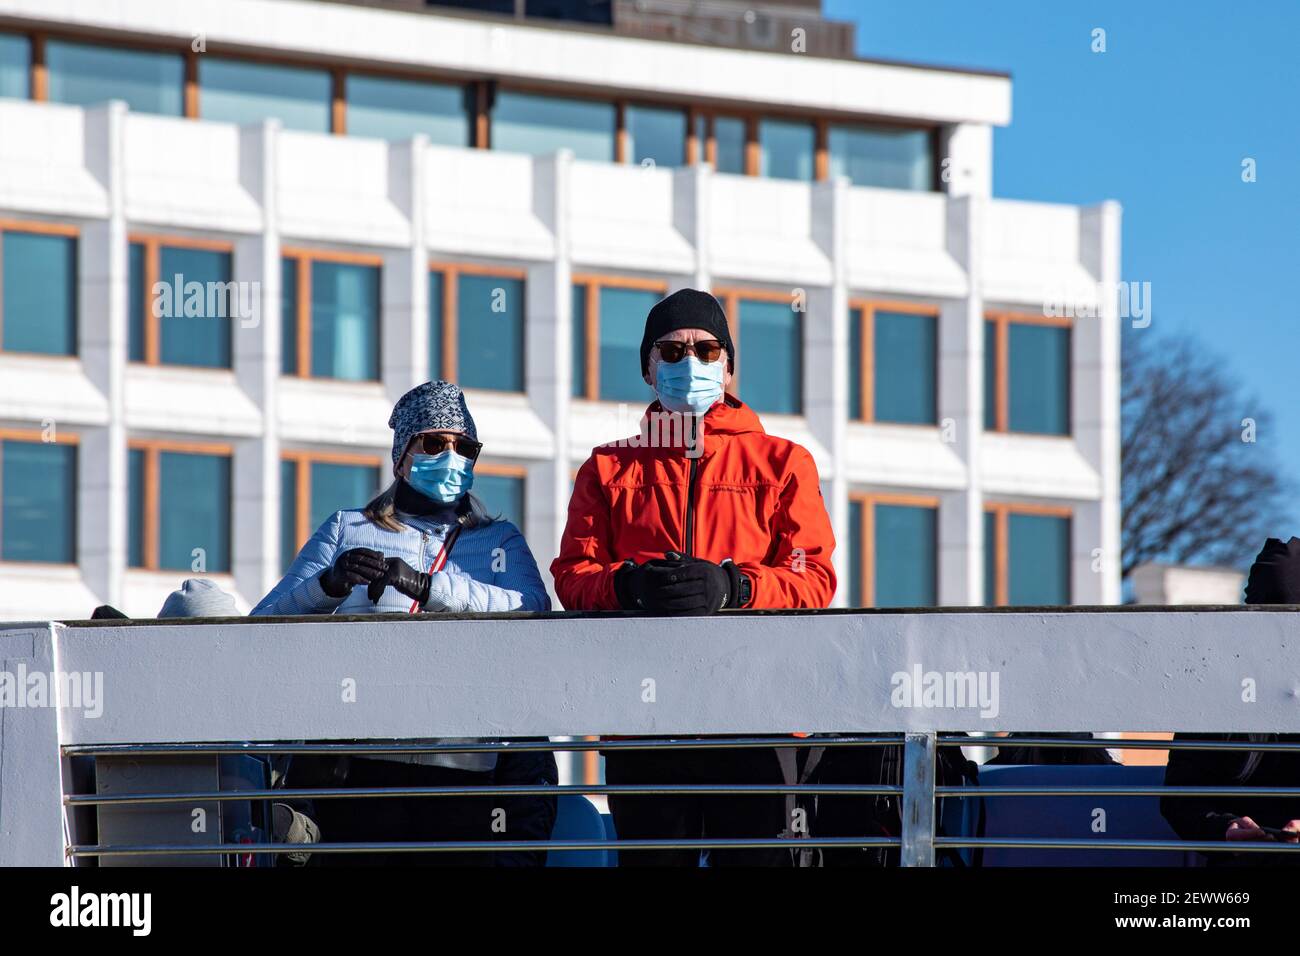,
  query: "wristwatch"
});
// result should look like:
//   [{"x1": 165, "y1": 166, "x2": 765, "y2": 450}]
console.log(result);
[{"x1": 735, "y1": 570, "x2": 753, "y2": 608}]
